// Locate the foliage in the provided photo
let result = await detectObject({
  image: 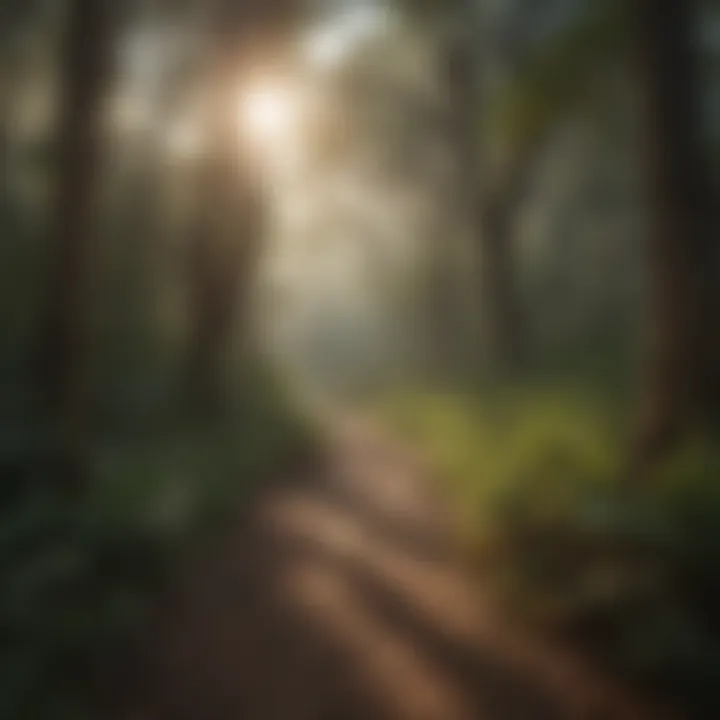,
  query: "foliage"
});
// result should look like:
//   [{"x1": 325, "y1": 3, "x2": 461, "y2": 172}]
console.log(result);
[
  {"x1": 0, "y1": 378, "x2": 314, "y2": 720},
  {"x1": 387, "y1": 387, "x2": 720, "y2": 715},
  {"x1": 487, "y1": 0, "x2": 628, "y2": 175}
]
